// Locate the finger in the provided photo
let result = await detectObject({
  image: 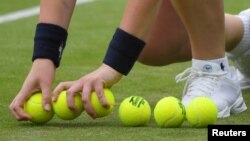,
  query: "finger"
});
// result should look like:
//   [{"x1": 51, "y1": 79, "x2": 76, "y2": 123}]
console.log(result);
[
  {"x1": 53, "y1": 81, "x2": 74, "y2": 102},
  {"x1": 10, "y1": 109, "x2": 21, "y2": 121},
  {"x1": 95, "y1": 84, "x2": 109, "y2": 109},
  {"x1": 12, "y1": 87, "x2": 34, "y2": 121},
  {"x1": 82, "y1": 85, "x2": 96, "y2": 119},
  {"x1": 14, "y1": 88, "x2": 34, "y2": 120},
  {"x1": 9, "y1": 99, "x2": 22, "y2": 120},
  {"x1": 14, "y1": 107, "x2": 32, "y2": 121},
  {"x1": 66, "y1": 83, "x2": 82, "y2": 112},
  {"x1": 9, "y1": 95, "x2": 32, "y2": 121},
  {"x1": 40, "y1": 86, "x2": 52, "y2": 111}
]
